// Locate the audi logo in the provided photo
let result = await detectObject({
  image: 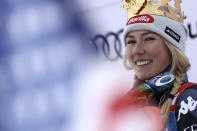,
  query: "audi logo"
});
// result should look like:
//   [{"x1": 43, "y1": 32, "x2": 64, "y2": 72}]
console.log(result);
[{"x1": 91, "y1": 29, "x2": 124, "y2": 61}]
